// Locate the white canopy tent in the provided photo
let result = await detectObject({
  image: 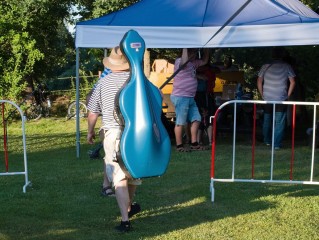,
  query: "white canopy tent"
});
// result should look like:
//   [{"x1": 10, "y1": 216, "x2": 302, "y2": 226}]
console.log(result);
[{"x1": 74, "y1": 0, "x2": 319, "y2": 157}]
